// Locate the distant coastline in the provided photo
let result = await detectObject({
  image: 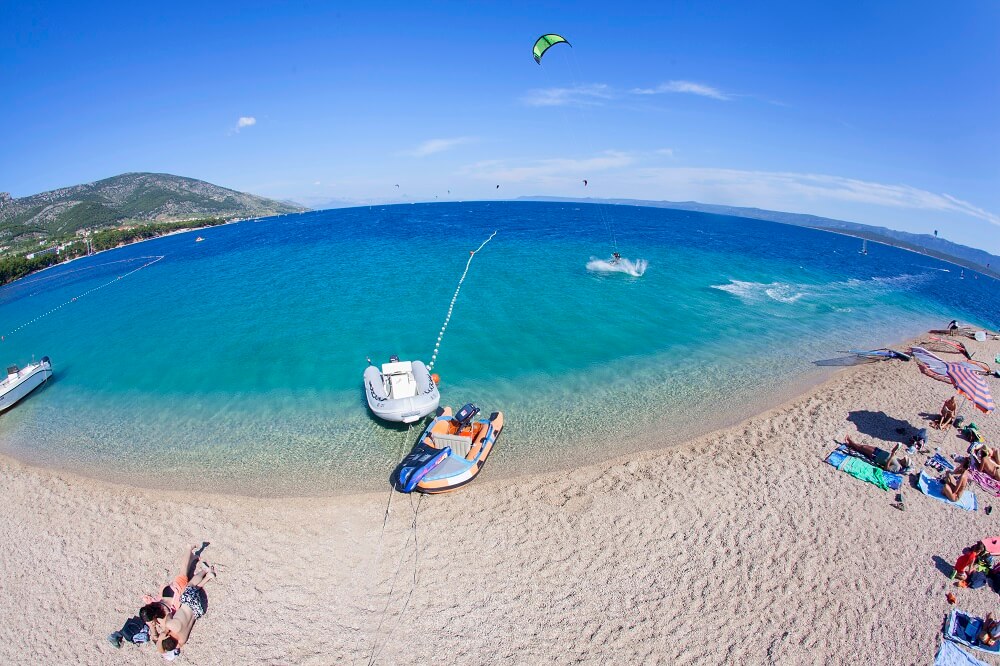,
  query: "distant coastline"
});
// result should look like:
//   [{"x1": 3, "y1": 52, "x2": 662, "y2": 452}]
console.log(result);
[
  {"x1": 0, "y1": 216, "x2": 250, "y2": 287},
  {"x1": 519, "y1": 195, "x2": 1000, "y2": 280}
]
